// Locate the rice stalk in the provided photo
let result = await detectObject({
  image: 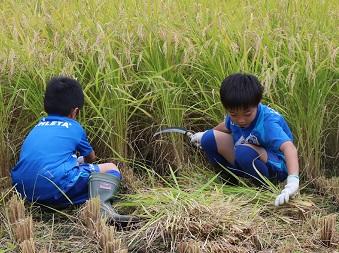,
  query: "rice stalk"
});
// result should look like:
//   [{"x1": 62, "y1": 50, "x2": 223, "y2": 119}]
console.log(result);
[
  {"x1": 120, "y1": 162, "x2": 144, "y2": 194},
  {"x1": 314, "y1": 176, "x2": 339, "y2": 204},
  {"x1": 20, "y1": 238, "x2": 36, "y2": 253},
  {"x1": 177, "y1": 239, "x2": 251, "y2": 253},
  {"x1": 176, "y1": 240, "x2": 201, "y2": 253},
  {"x1": 99, "y1": 225, "x2": 116, "y2": 248},
  {"x1": 80, "y1": 197, "x2": 128, "y2": 252},
  {"x1": 0, "y1": 78, "x2": 27, "y2": 177},
  {"x1": 1, "y1": 0, "x2": 337, "y2": 181},
  {"x1": 319, "y1": 214, "x2": 337, "y2": 246},
  {"x1": 102, "y1": 239, "x2": 126, "y2": 253},
  {"x1": 99, "y1": 220, "x2": 128, "y2": 252},
  {"x1": 112, "y1": 250, "x2": 128, "y2": 253},
  {"x1": 79, "y1": 197, "x2": 104, "y2": 236},
  {"x1": 0, "y1": 1, "x2": 338, "y2": 252},
  {"x1": 7, "y1": 194, "x2": 25, "y2": 224},
  {"x1": 3, "y1": 194, "x2": 37, "y2": 249},
  {"x1": 13, "y1": 216, "x2": 34, "y2": 243}
]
